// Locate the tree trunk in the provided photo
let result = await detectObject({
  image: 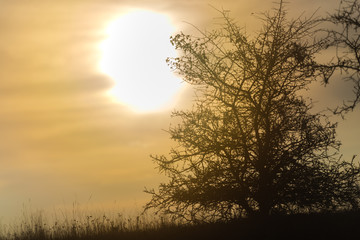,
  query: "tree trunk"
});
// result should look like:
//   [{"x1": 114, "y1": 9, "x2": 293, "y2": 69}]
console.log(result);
[{"x1": 258, "y1": 167, "x2": 272, "y2": 217}]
